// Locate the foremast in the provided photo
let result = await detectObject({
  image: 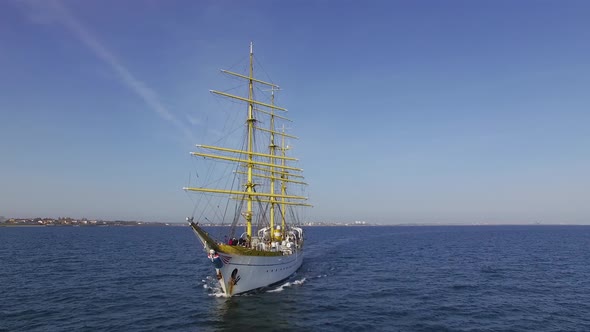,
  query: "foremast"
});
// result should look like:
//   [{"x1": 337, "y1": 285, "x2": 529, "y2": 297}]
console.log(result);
[{"x1": 184, "y1": 42, "x2": 310, "y2": 244}]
